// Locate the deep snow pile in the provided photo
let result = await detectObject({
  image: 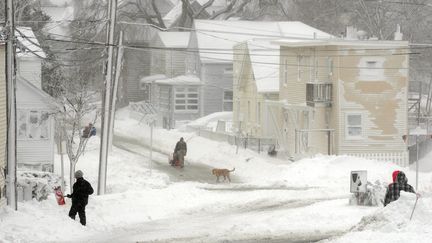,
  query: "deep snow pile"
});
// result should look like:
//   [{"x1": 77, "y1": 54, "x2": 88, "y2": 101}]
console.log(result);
[
  {"x1": 1, "y1": 107, "x2": 432, "y2": 242},
  {"x1": 326, "y1": 192, "x2": 432, "y2": 243}
]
